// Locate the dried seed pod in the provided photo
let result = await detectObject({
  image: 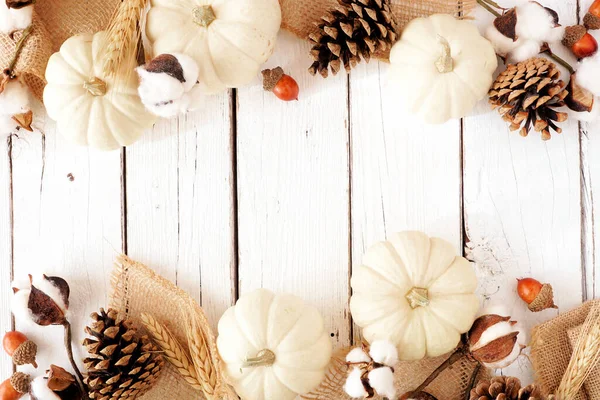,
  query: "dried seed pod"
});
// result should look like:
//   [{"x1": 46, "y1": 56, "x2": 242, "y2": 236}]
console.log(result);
[
  {"x1": 467, "y1": 309, "x2": 526, "y2": 369},
  {"x1": 517, "y1": 278, "x2": 558, "y2": 312}
]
